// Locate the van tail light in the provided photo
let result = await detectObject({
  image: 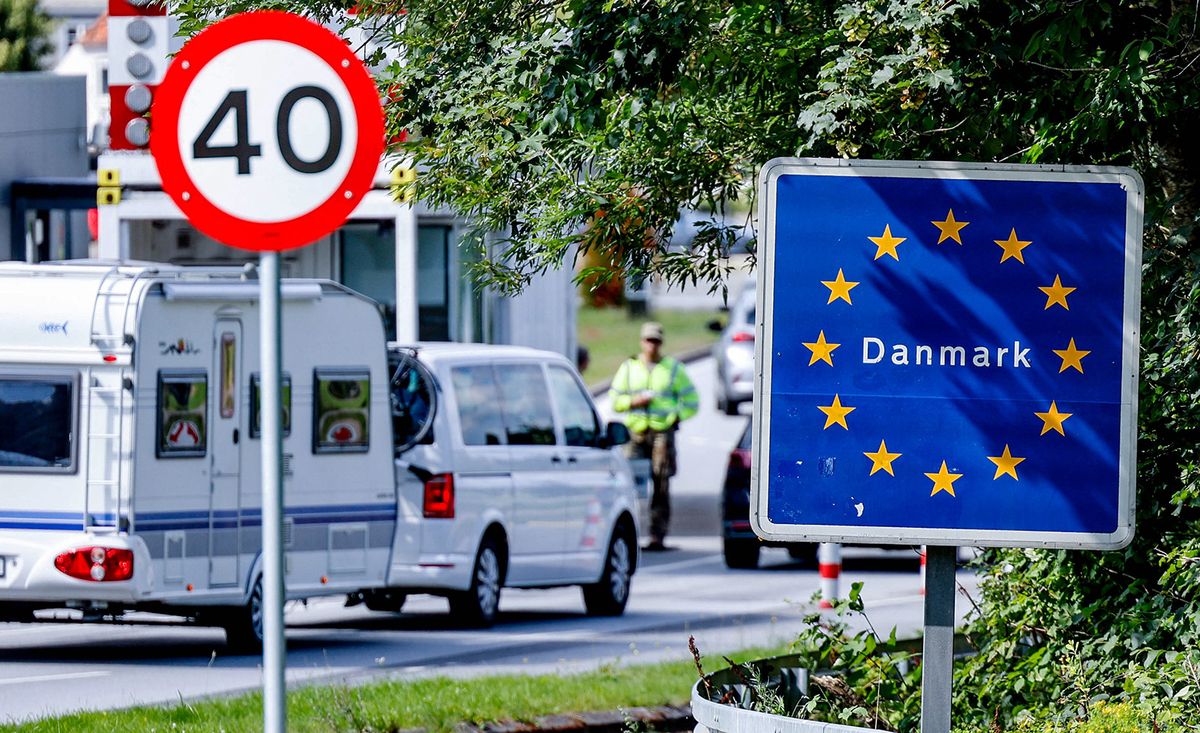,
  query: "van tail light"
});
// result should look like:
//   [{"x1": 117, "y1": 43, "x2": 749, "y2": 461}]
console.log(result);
[
  {"x1": 728, "y1": 448, "x2": 752, "y2": 472},
  {"x1": 731, "y1": 330, "x2": 755, "y2": 343},
  {"x1": 423, "y1": 473, "x2": 455, "y2": 518},
  {"x1": 54, "y1": 547, "x2": 134, "y2": 582}
]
